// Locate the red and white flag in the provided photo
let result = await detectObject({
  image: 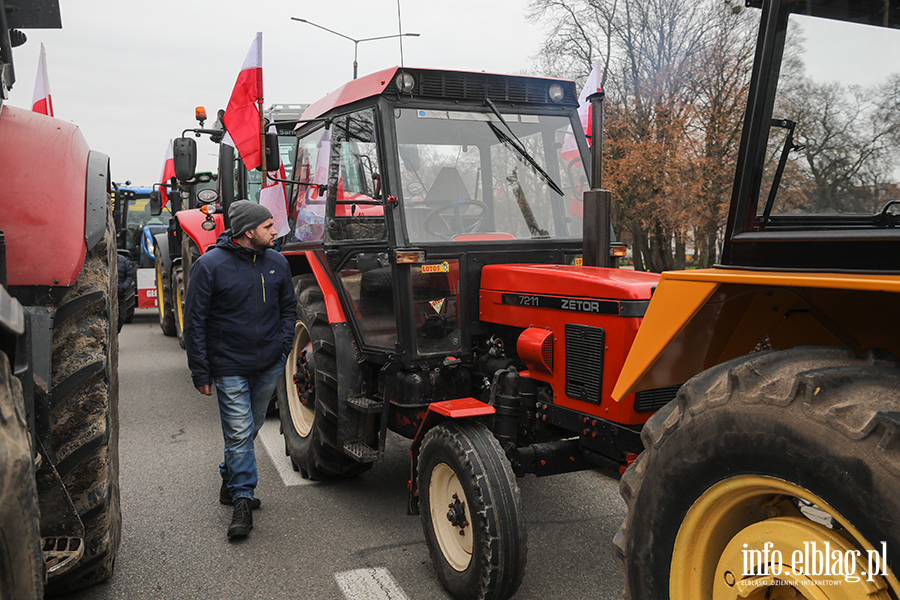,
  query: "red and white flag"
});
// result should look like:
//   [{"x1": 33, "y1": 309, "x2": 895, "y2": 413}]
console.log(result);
[
  {"x1": 159, "y1": 139, "x2": 175, "y2": 208},
  {"x1": 259, "y1": 124, "x2": 290, "y2": 236},
  {"x1": 32, "y1": 43, "x2": 53, "y2": 116},
  {"x1": 577, "y1": 59, "x2": 603, "y2": 144},
  {"x1": 223, "y1": 33, "x2": 264, "y2": 171}
]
